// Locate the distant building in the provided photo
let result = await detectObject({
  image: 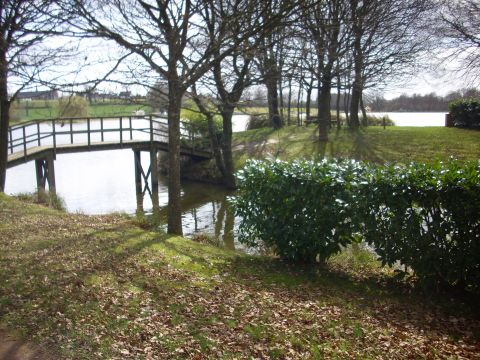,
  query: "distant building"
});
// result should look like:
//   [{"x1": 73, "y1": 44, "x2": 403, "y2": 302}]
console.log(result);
[
  {"x1": 119, "y1": 91, "x2": 132, "y2": 99},
  {"x1": 81, "y1": 91, "x2": 116, "y2": 102},
  {"x1": 17, "y1": 90, "x2": 58, "y2": 101}
]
